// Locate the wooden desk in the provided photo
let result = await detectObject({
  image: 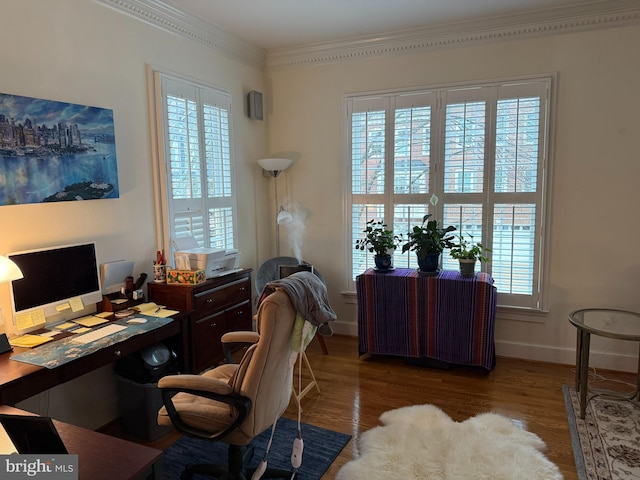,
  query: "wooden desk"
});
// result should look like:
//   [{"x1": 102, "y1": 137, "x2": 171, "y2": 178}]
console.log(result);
[
  {"x1": 356, "y1": 268, "x2": 497, "y2": 370},
  {"x1": 0, "y1": 316, "x2": 184, "y2": 405},
  {"x1": 0, "y1": 405, "x2": 162, "y2": 480}
]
